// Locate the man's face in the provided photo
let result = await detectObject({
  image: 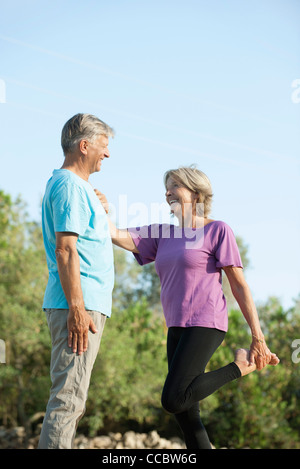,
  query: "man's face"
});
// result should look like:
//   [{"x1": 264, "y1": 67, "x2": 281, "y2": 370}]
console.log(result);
[{"x1": 86, "y1": 134, "x2": 110, "y2": 174}]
